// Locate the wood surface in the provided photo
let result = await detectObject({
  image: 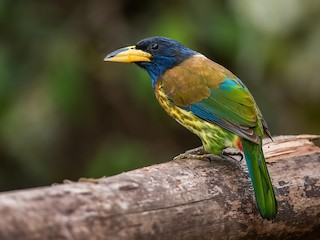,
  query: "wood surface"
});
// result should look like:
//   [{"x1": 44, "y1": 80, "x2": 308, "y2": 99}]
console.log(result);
[{"x1": 0, "y1": 135, "x2": 319, "y2": 240}]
